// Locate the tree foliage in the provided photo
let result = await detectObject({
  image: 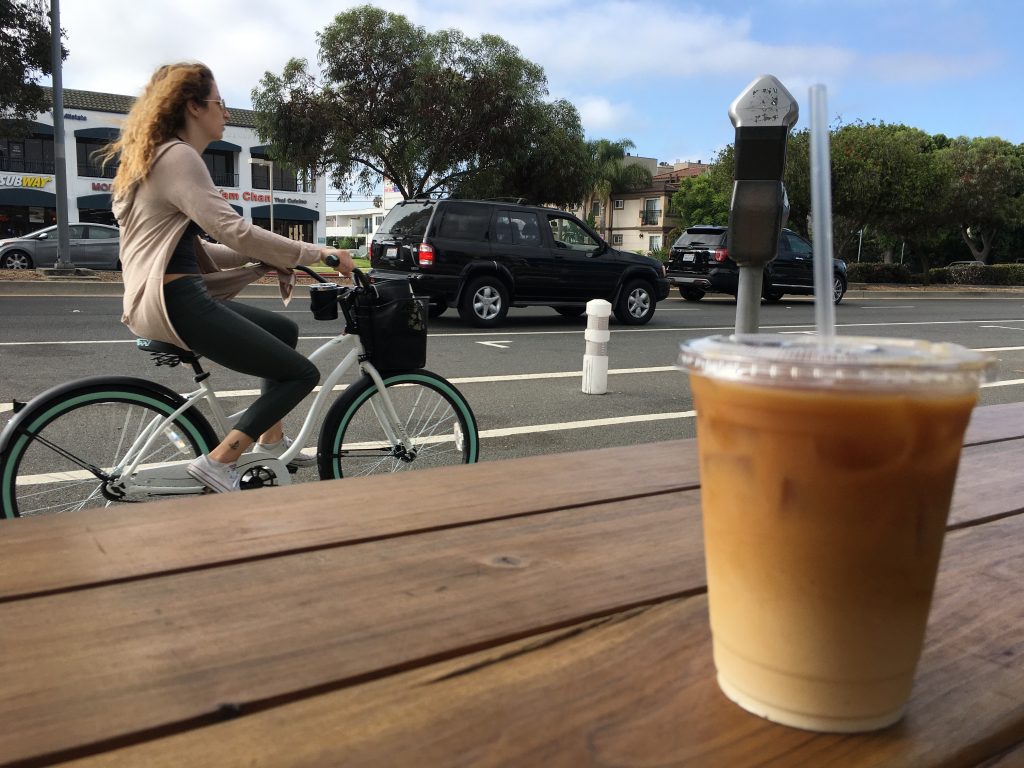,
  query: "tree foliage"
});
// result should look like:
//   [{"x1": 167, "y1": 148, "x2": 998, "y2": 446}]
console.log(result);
[
  {"x1": 251, "y1": 5, "x2": 591, "y2": 206},
  {"x1": 0, "y1": 0, "x2": 68, "y2": 134},
  {"x1": 669, "y1": 120, "x2": 1024, "y2": 267}
]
